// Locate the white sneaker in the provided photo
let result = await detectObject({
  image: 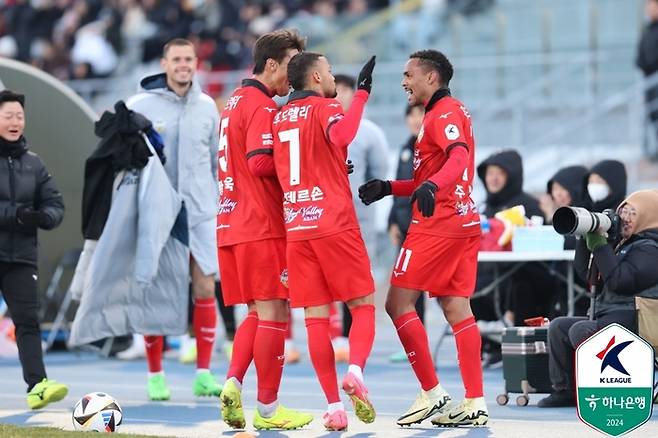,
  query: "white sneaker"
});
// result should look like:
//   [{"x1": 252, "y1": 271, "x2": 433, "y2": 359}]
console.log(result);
[
  {"x1": 431, "y1": 397, "x2": 489, "y2": 427},
  {"x1": 116, "y1": 334, "x2": 145, "y2": 360},
  {"x1": 396, "y1": 385, "x2": 452, "y2": 426}
]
